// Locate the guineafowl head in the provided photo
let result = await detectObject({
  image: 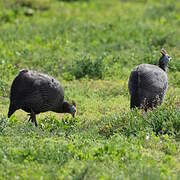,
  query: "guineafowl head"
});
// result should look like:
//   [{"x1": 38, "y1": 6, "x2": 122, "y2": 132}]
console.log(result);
[
  {"x1": 159, "y1": 48, "x2": 172, "y2": 71},
  {"x1": 62, "y1": 100, "x2": 77, "y2": 117}
]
